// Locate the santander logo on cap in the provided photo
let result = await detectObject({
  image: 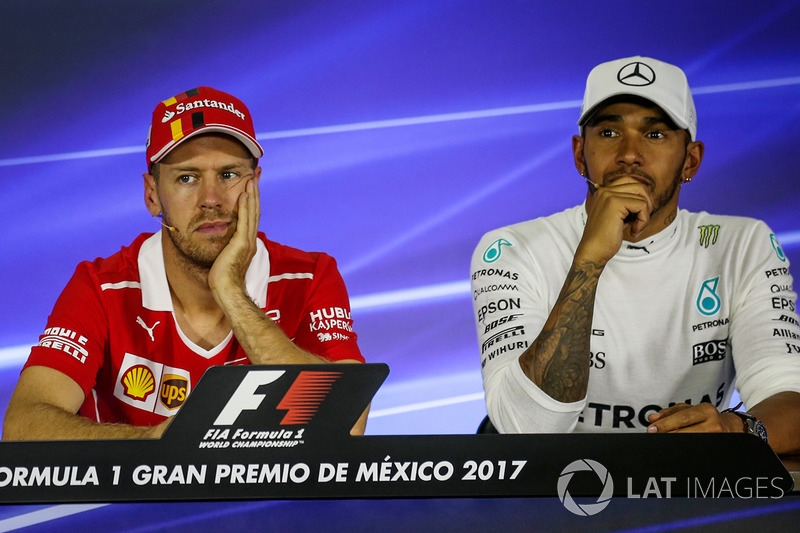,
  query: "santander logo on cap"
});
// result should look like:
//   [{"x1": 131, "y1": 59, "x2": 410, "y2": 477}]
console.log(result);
[
  {"x1": 160, "y1": 95, "x2": 246, "y2": 123},
  {"x1": 146, "y1": 86, "x2": 264, "y2": 166}
]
